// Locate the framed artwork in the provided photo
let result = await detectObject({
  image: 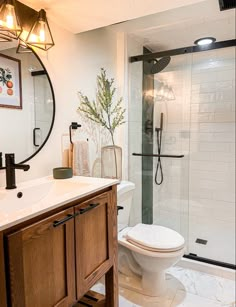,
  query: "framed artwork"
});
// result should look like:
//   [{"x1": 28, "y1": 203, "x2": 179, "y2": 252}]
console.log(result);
[{"x1": 0, "y1": 53, "x2": 22, "y2": 109}]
